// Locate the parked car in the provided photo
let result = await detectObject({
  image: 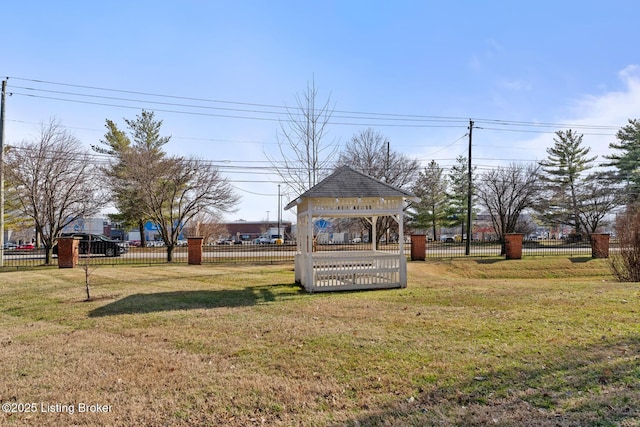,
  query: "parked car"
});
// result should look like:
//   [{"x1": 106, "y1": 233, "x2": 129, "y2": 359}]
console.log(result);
[
  {"x1": 3, "y1": 242, "x2": 18, "y2": 250},
  {"x1": 16, "y1": 243, "x2": 35, "y2": 250},
  {"x1": 269, "y1": 235, "x2": 284, "y2": 244},
  {"x1": 53, "y1": 233, "x2": 128, "y2": 257}
]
